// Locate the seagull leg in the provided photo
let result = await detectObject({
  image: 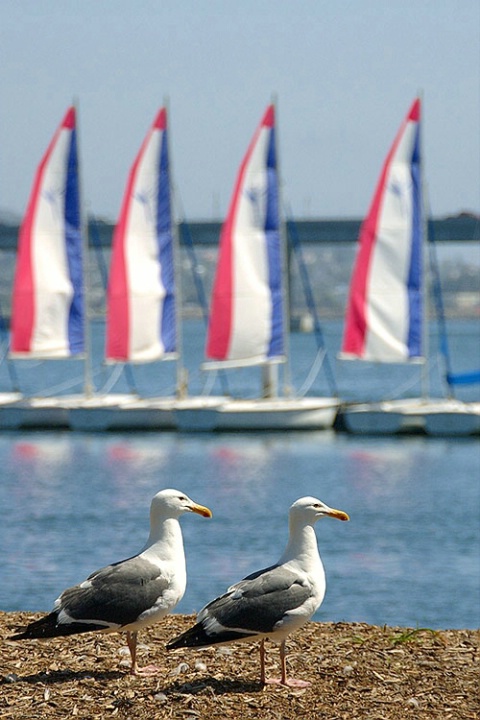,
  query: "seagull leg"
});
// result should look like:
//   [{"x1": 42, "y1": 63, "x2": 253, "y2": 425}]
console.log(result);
[
  {"x1": 260, "y1": 639, "x2": 266, "y2": 685},
  {"x1": 264, "y1": 641, "x2": 311, "y2": 688},
  {"x1": 126, "y1": 631, "x2": 160, "y2": 676}
]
